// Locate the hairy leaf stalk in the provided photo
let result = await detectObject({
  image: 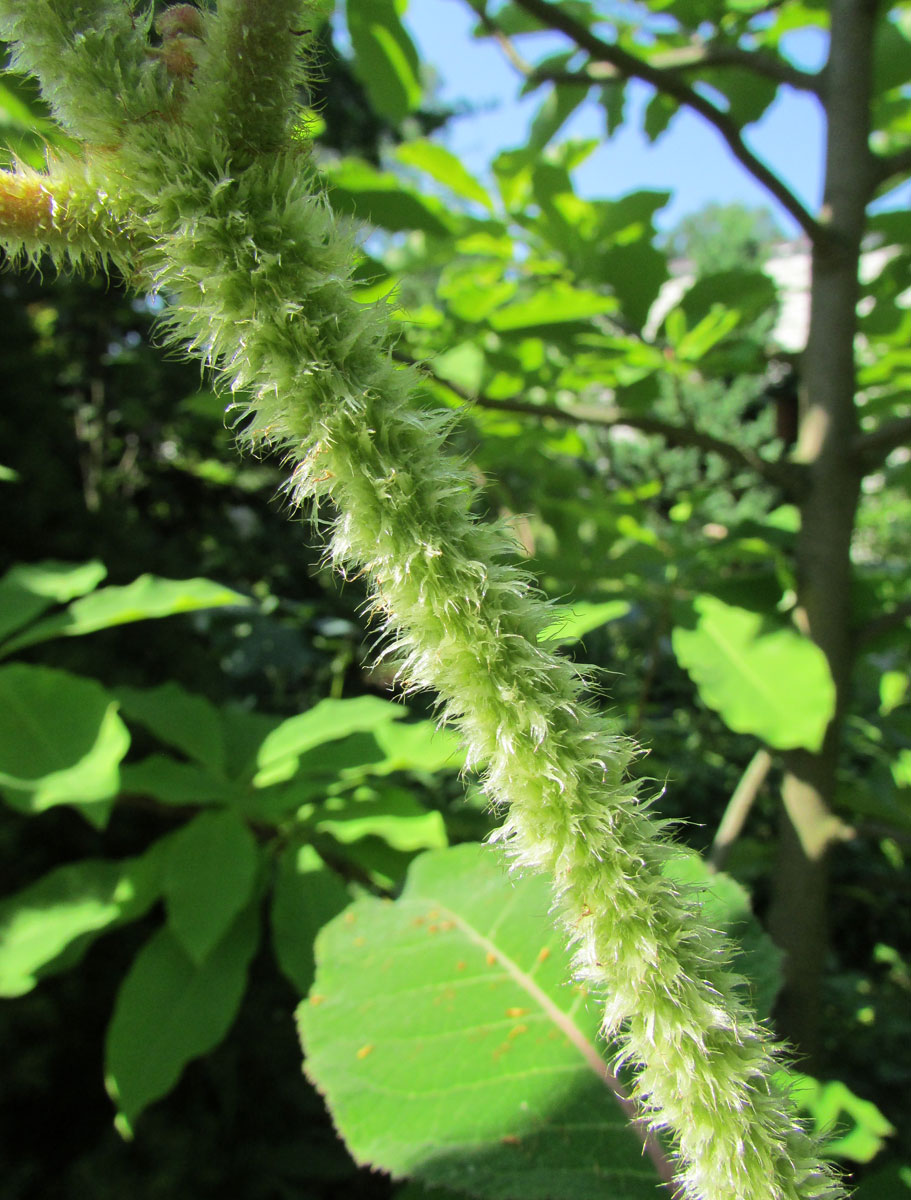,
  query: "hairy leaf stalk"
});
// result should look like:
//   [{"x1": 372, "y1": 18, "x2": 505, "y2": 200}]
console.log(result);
[{"x1": 0, "y1": 3, "x2": 847, "y2": 1198}]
